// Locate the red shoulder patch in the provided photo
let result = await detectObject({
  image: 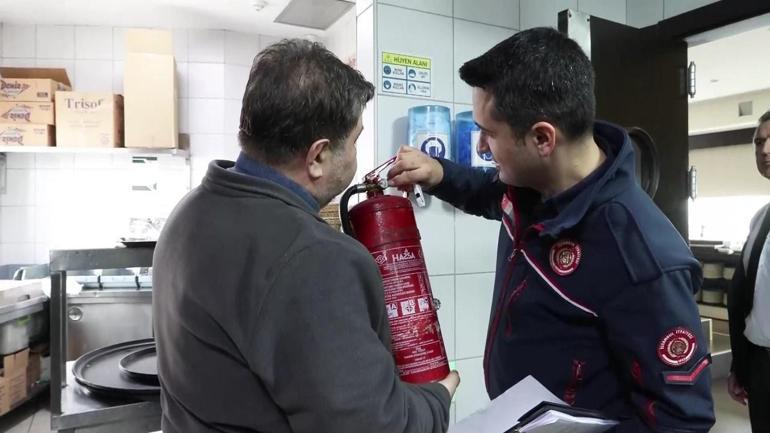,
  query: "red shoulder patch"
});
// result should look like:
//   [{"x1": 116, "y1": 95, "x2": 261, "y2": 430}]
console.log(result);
[{"x1": 657, "y1": 327, "x2": 697, "y2": 367}]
